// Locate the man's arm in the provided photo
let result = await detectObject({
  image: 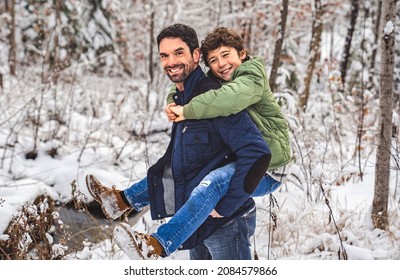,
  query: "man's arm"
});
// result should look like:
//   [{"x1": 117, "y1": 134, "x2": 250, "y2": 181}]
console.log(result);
[
  {"x1": 213, "y1": 110, "x2": 271, "y2": 217},
  {"x1": 165, "y1": 85, "x2": 178, "y2": 122}
]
